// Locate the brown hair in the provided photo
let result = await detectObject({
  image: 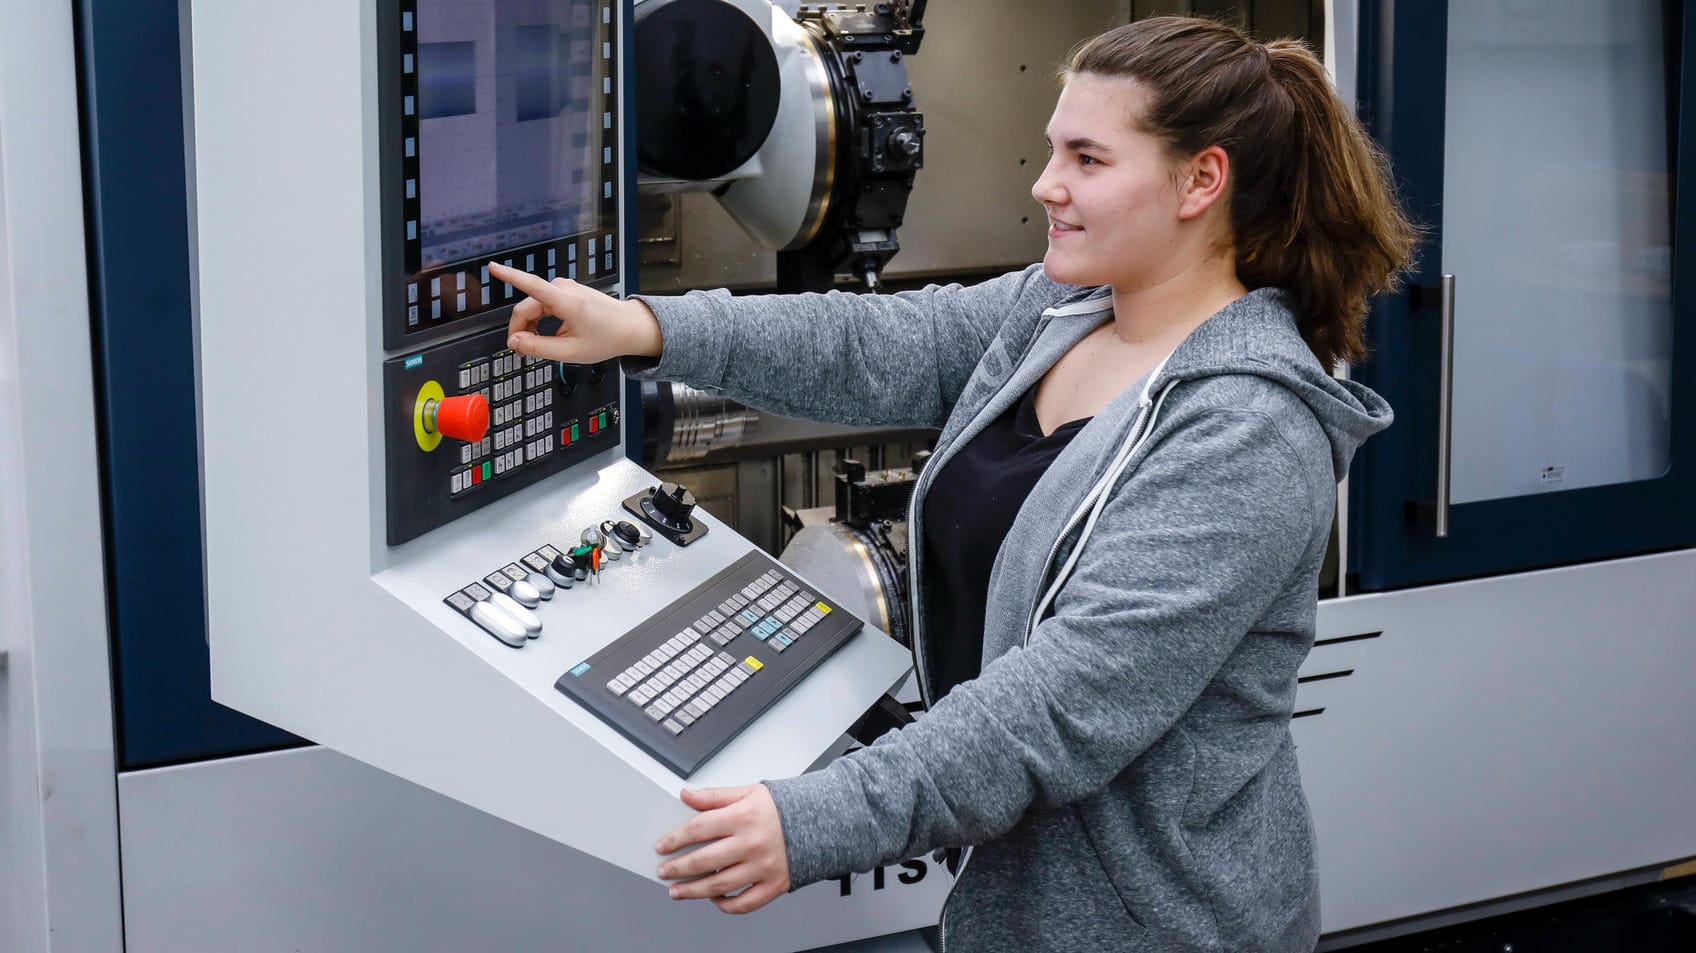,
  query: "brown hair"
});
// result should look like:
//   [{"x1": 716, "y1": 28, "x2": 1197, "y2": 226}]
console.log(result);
[{"x1": 1066, "y1": 16, "x2": 1418, "y2": 370}]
